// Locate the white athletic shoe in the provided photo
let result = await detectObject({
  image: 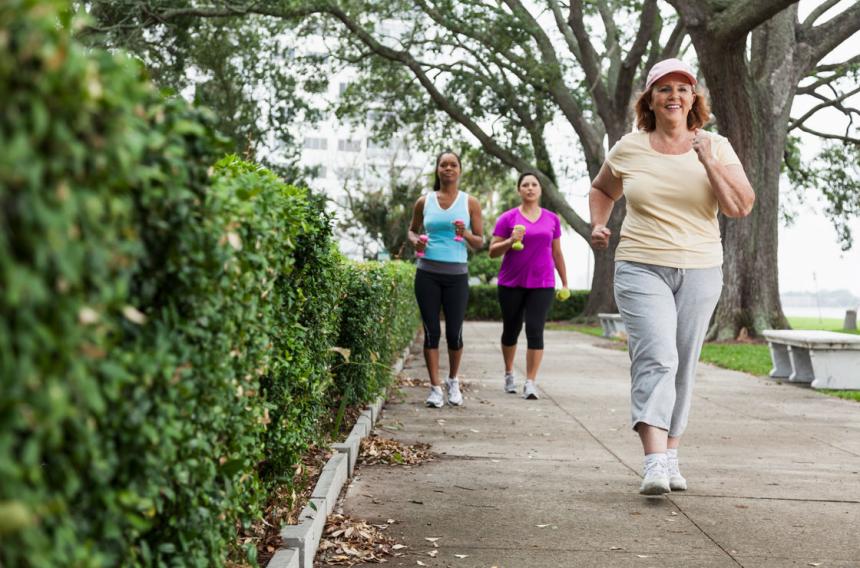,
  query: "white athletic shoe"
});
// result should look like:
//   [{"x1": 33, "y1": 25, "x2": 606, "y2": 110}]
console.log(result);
[
  {"x1": 425, "y1": 386, "x2": 444, "y2": 408},
  {"x1": 504, "y1": 372, "x2": 517, "y2": 394},
  {"x1": 668, "y1": 457, "x2": 688, "y2": 491},
  {"x1": 640, "y1": 455, "x2": 671, "y2": 495},
  {"x1": 446, "y1": 377, "x2": 463, "y2": 406},
  {"x1": 522, "y1": 380, "x2": 539, "y2": 400}
]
